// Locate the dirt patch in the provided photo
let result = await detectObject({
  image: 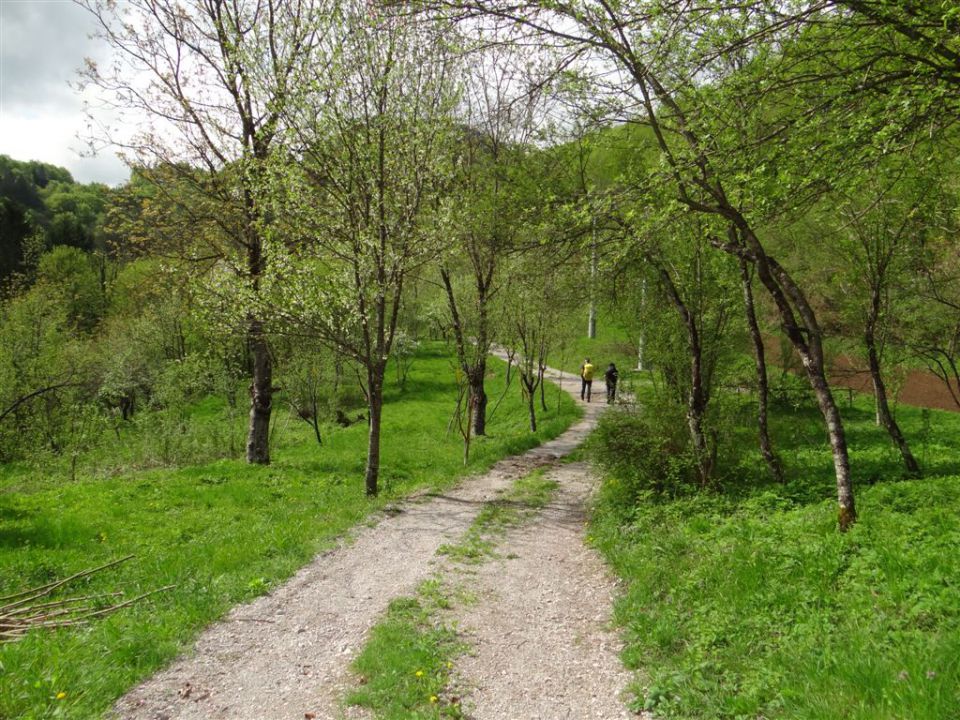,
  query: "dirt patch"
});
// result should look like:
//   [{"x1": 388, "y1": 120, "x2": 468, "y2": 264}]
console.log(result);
[
  {"x1": 768, "y1": 337, "x2": 959, "y2": 412},
  {"x1": 827, "y1": 355, "x2": 959, "y2": 413}
]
